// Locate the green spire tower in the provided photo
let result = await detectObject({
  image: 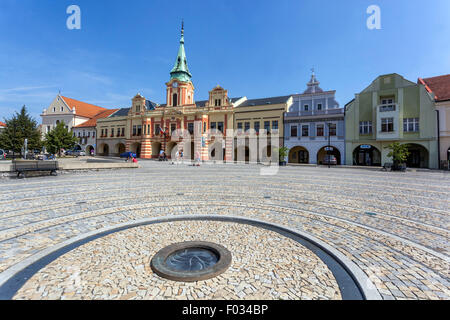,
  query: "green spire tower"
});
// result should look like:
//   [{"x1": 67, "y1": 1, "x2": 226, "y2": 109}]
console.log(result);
[{"x1": 170, "y1": 21, "x2": 192, "y2": 82}]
